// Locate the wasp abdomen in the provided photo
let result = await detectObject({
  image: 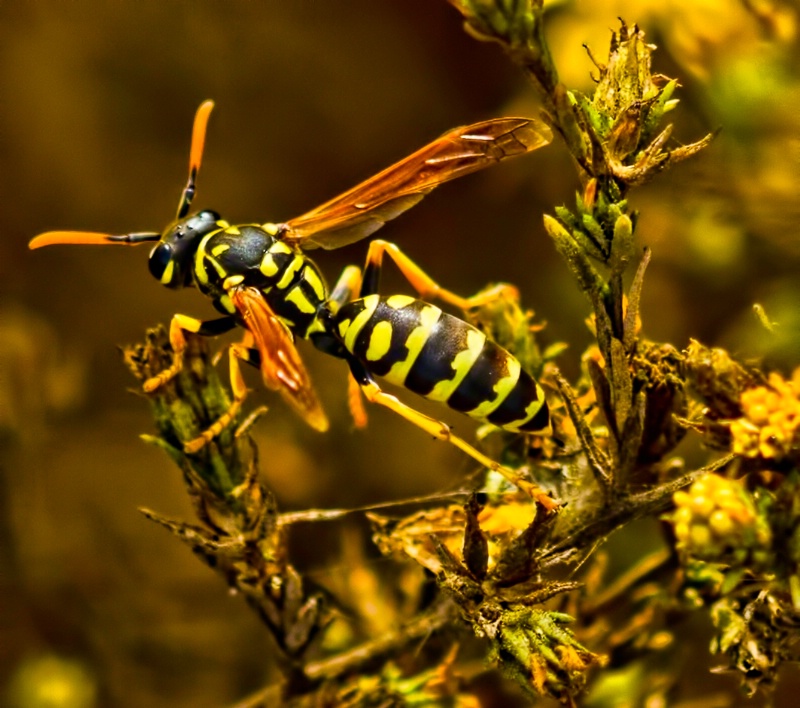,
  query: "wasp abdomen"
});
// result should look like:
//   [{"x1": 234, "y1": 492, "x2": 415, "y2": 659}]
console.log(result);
[{"x1": 336, "y1": 295, "x2": 549, "y2": 433}]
